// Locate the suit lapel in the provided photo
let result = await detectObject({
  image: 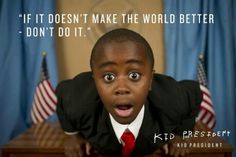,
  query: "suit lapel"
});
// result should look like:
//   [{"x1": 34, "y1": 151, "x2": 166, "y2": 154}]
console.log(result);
[
  {"x1": 131, "y1": 103, "x2": 166, "y2": 156},
  {"x1": 90, "y1": 105, "x2": 122, "y2": 156}
]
